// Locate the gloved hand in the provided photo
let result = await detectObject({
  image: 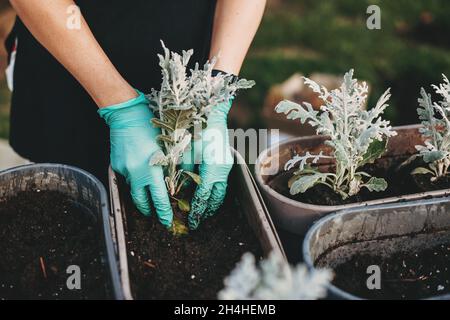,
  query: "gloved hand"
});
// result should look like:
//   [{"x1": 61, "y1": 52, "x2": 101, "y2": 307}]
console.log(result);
[
  {"x1": 182, "y1": 100, "x2": 234, "y2": 230},
  {"x1": 98, "y1": 92, "x2": 173, "y2": 227}
]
